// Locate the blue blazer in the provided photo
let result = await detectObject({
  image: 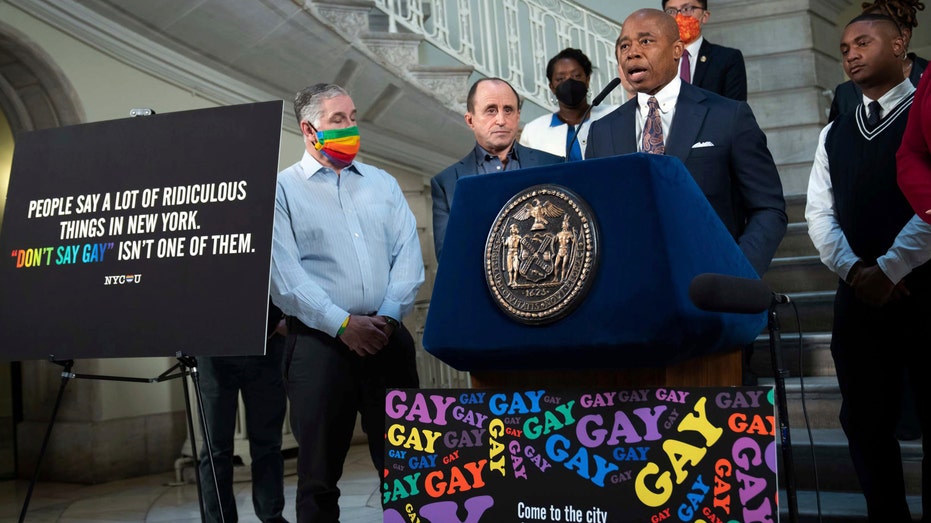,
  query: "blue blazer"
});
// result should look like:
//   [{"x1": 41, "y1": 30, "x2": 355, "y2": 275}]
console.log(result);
[
  {"x1": 585, "y1": 82, "x2": 787, "y2": 276},
  {"x1": 431, "y1": 142, "x2": 562, "y2": 259},
  {"x1": 693, "y1": 39, "x2": 747, "y2": 102}
]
